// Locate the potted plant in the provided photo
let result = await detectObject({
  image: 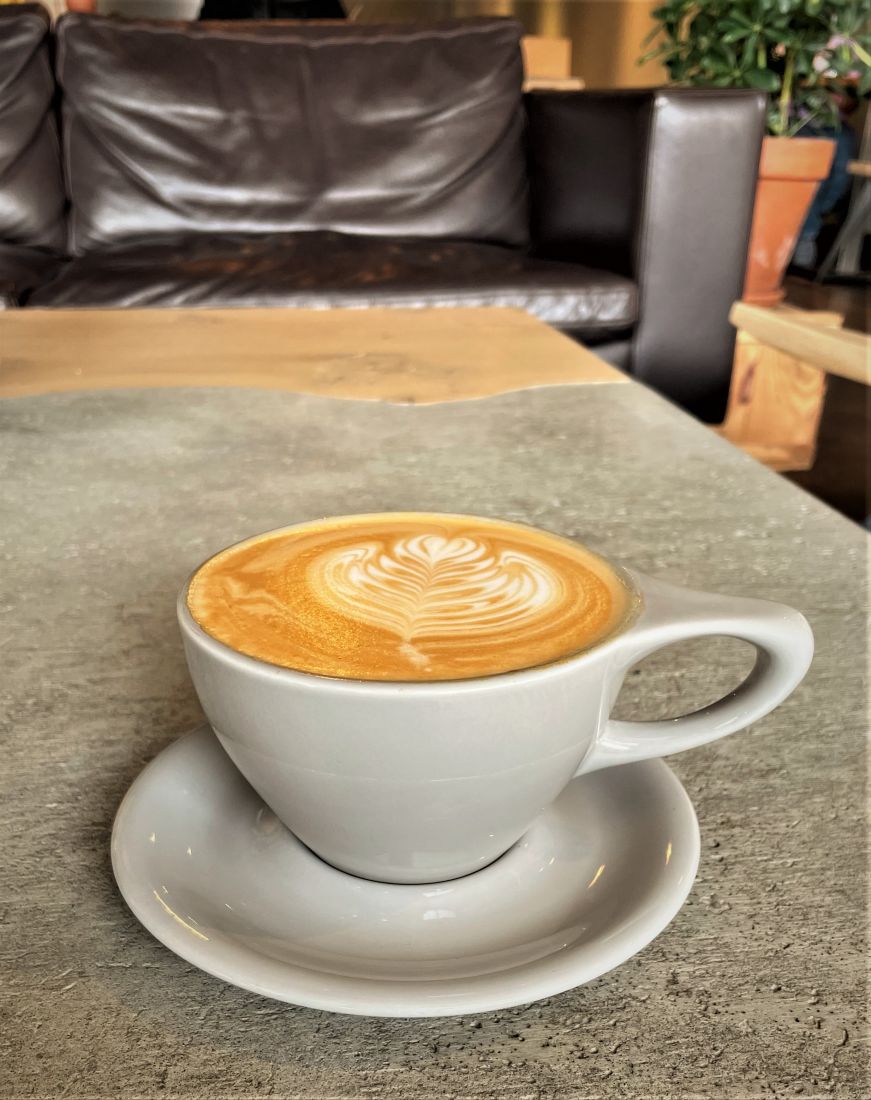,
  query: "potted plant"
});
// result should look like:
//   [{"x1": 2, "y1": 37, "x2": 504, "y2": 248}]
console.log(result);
[{"x1": 642, "y1": 0, "x2": 871, "y2": 304}]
